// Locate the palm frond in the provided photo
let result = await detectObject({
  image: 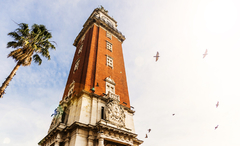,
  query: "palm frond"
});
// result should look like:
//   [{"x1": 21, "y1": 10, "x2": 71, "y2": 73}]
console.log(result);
[
  {"x1": 40, "y1": 48, "x2": 51, "y2": 60},
  {"x1": 33, "y1": 54, "x2": 42, "y2": 65},
  {"x1": 7, "y1": 41, "x2": 17, "y2": 48},
  {"x1": 8, "y1": 32, "x2": 21, "y2": 41},
  {"x1": 7, "y1": 41, "x2": 25, "y2": 48},
  {"x1": 50, "y1": 41, "x2": 57, "y2": 48},
  {"x1": 8, "y1": 48, "x2": 22, "y2": 59},
  {"x1": 16, "y1": 23, "x2": 29, "y2": 37}
]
